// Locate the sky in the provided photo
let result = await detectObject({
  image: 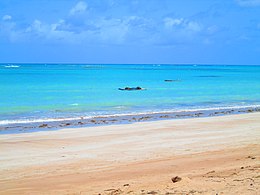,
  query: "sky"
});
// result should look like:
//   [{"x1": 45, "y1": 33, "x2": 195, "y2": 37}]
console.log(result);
[{"x1": 0, "y1": 0, "x2": 260, "y2": 65}]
